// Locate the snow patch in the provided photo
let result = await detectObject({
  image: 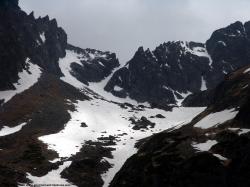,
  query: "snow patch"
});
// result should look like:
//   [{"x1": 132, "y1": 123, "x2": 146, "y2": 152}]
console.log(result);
[
  {"x1": 114, "y1": 85, "x2": 123, "y2": 92},
  {"x1": 213, "y1": 154, "x2": 228, "y2": 161},
  {"x1": 244, "y1": 68, "x2": 250, "y2": 74},
  {"x1": 26, "y1": 161, "x2": 75, "y2": 187},
  {"x1": 0, "y1": 122, "x2": 27, "y2": 137},
  {"x1": 218, "y1": 41, "x2": 227, "y2": 46},
  {"x1": 59, "y1": 50, "x2": 85, "y2": 89},
  {"x1": 0, "y1": 58, "x2": 42, "y2": 103},
  {"x1": 228, "y1": 128, "x2": 250, "y2": 135},
  {"x1": 179, "y1": 42, "x2": 213, "y2": 66},
  {"x1": 194, "y1": 109, "x2": 238, "y2": 129},
  {"x1": 200, "y1": 76, "x2": 207, "y2": 91},
  {"x1": 40, "y1": 32, "x2": 46, "y2": 43},
  {"x1": 192, "y1": 140, "x2": 218, "y2": 152}
]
